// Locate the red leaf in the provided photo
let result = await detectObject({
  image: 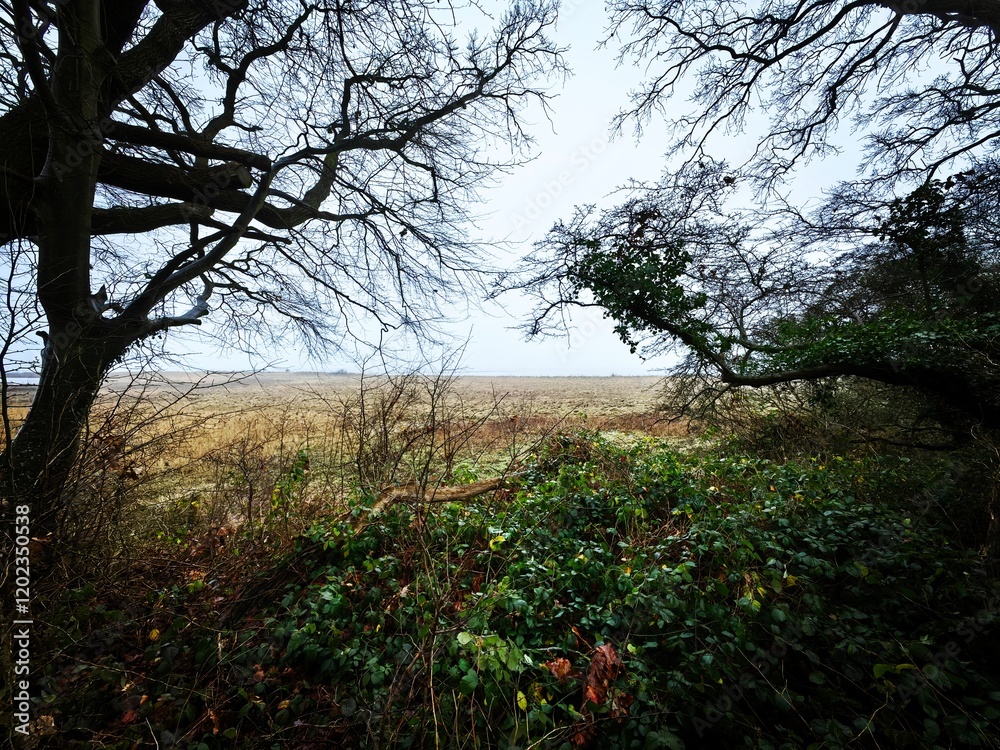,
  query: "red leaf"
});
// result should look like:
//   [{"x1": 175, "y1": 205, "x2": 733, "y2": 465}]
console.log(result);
[
  {"x1": 571, "y1": 721, "x2": 595, "y2": 748},
  {"x1": 582, "y1": 683, "x2": 603, "y2": 707},
  {"x1": 571, "y1": 644, "x2": 626, "y2": 748}
]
